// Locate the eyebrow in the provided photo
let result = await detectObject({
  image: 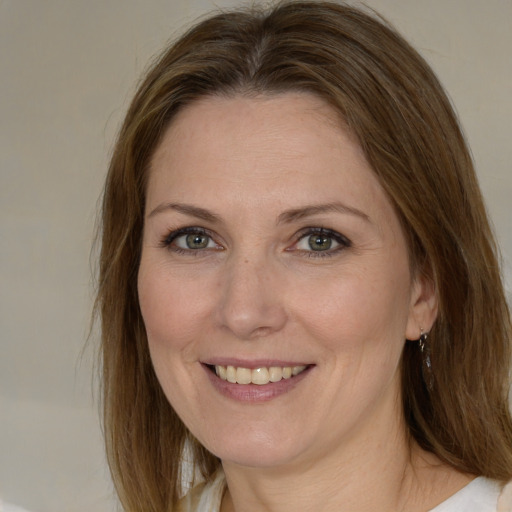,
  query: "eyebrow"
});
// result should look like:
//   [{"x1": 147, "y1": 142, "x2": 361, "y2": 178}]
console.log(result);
[
  {"x1": 147, "y1": 202, "x2": 221, "y2": 223},
  {"x1": 148, "y1": 201, "x2": 370, "y2": 225},
  {"x1": 277, "y1": 202, "x2": 370, "y2": 224}
]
